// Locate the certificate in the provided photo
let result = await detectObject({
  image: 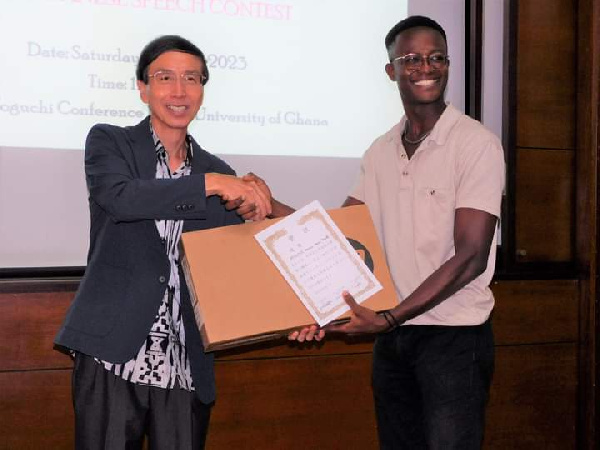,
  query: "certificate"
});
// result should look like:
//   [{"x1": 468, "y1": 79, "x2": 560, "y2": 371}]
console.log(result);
[{"x1": 255, "y1": 200, "x2": 383, "y2": 326}]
